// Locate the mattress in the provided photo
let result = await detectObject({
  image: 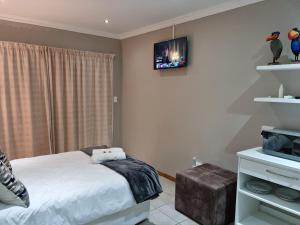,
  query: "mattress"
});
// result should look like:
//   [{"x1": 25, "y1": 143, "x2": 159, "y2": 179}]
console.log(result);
[
  {"x1": 86, "y1": 200, "x2": 149, "y2": 225},
  {"x1": 0, "y1": 151, "x2": 137, "y2": 225}
]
